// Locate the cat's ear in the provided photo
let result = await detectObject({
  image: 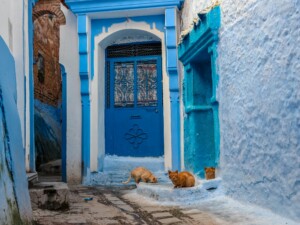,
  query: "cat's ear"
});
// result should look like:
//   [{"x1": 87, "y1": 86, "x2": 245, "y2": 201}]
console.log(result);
[
  {"x1": 175, "y1": 170, "x2": 178, "y2": 173},
  {"x1": 168, "y1": 170, "x2": 171, "y2": 174}
]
